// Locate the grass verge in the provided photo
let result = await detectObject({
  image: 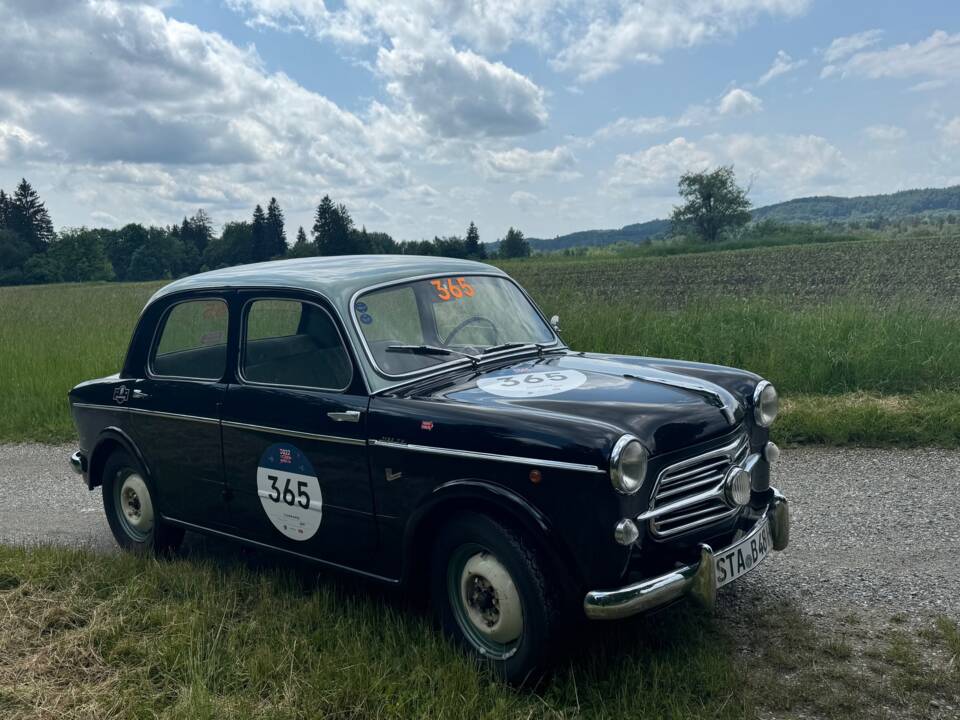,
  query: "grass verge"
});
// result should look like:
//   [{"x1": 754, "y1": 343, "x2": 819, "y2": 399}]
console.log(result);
[{"x1": 1, "y1": 546, "x2": 957, "y2": 719}]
